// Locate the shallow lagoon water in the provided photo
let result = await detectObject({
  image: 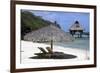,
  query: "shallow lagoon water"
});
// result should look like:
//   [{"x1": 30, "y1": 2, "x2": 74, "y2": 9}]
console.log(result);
[{"x1": 52, "y1": 37, "x2": 89, "y2": 51}]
